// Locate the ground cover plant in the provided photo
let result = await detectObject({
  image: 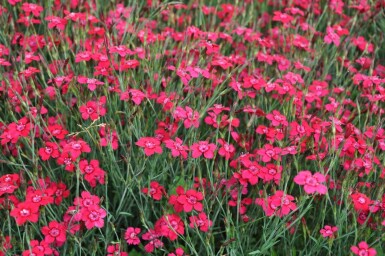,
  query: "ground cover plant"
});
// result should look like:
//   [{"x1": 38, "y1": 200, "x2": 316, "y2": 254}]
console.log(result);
[{"x1": 0, "y1": 0, "x2": 385, "y2": 255}]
